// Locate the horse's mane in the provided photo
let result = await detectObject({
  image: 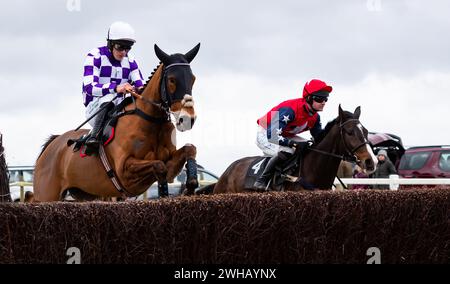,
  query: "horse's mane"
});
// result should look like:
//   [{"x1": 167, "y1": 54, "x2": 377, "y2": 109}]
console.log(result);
[
  {"x1": 140, "y1": 62, "x2": 163, "y2": 93},
  {"x1": 37, "y1": 135, "x2": 59, "y2": 160},
  {"x1": 313, "y1": 110, "x2": 354, "y2": 145}
]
